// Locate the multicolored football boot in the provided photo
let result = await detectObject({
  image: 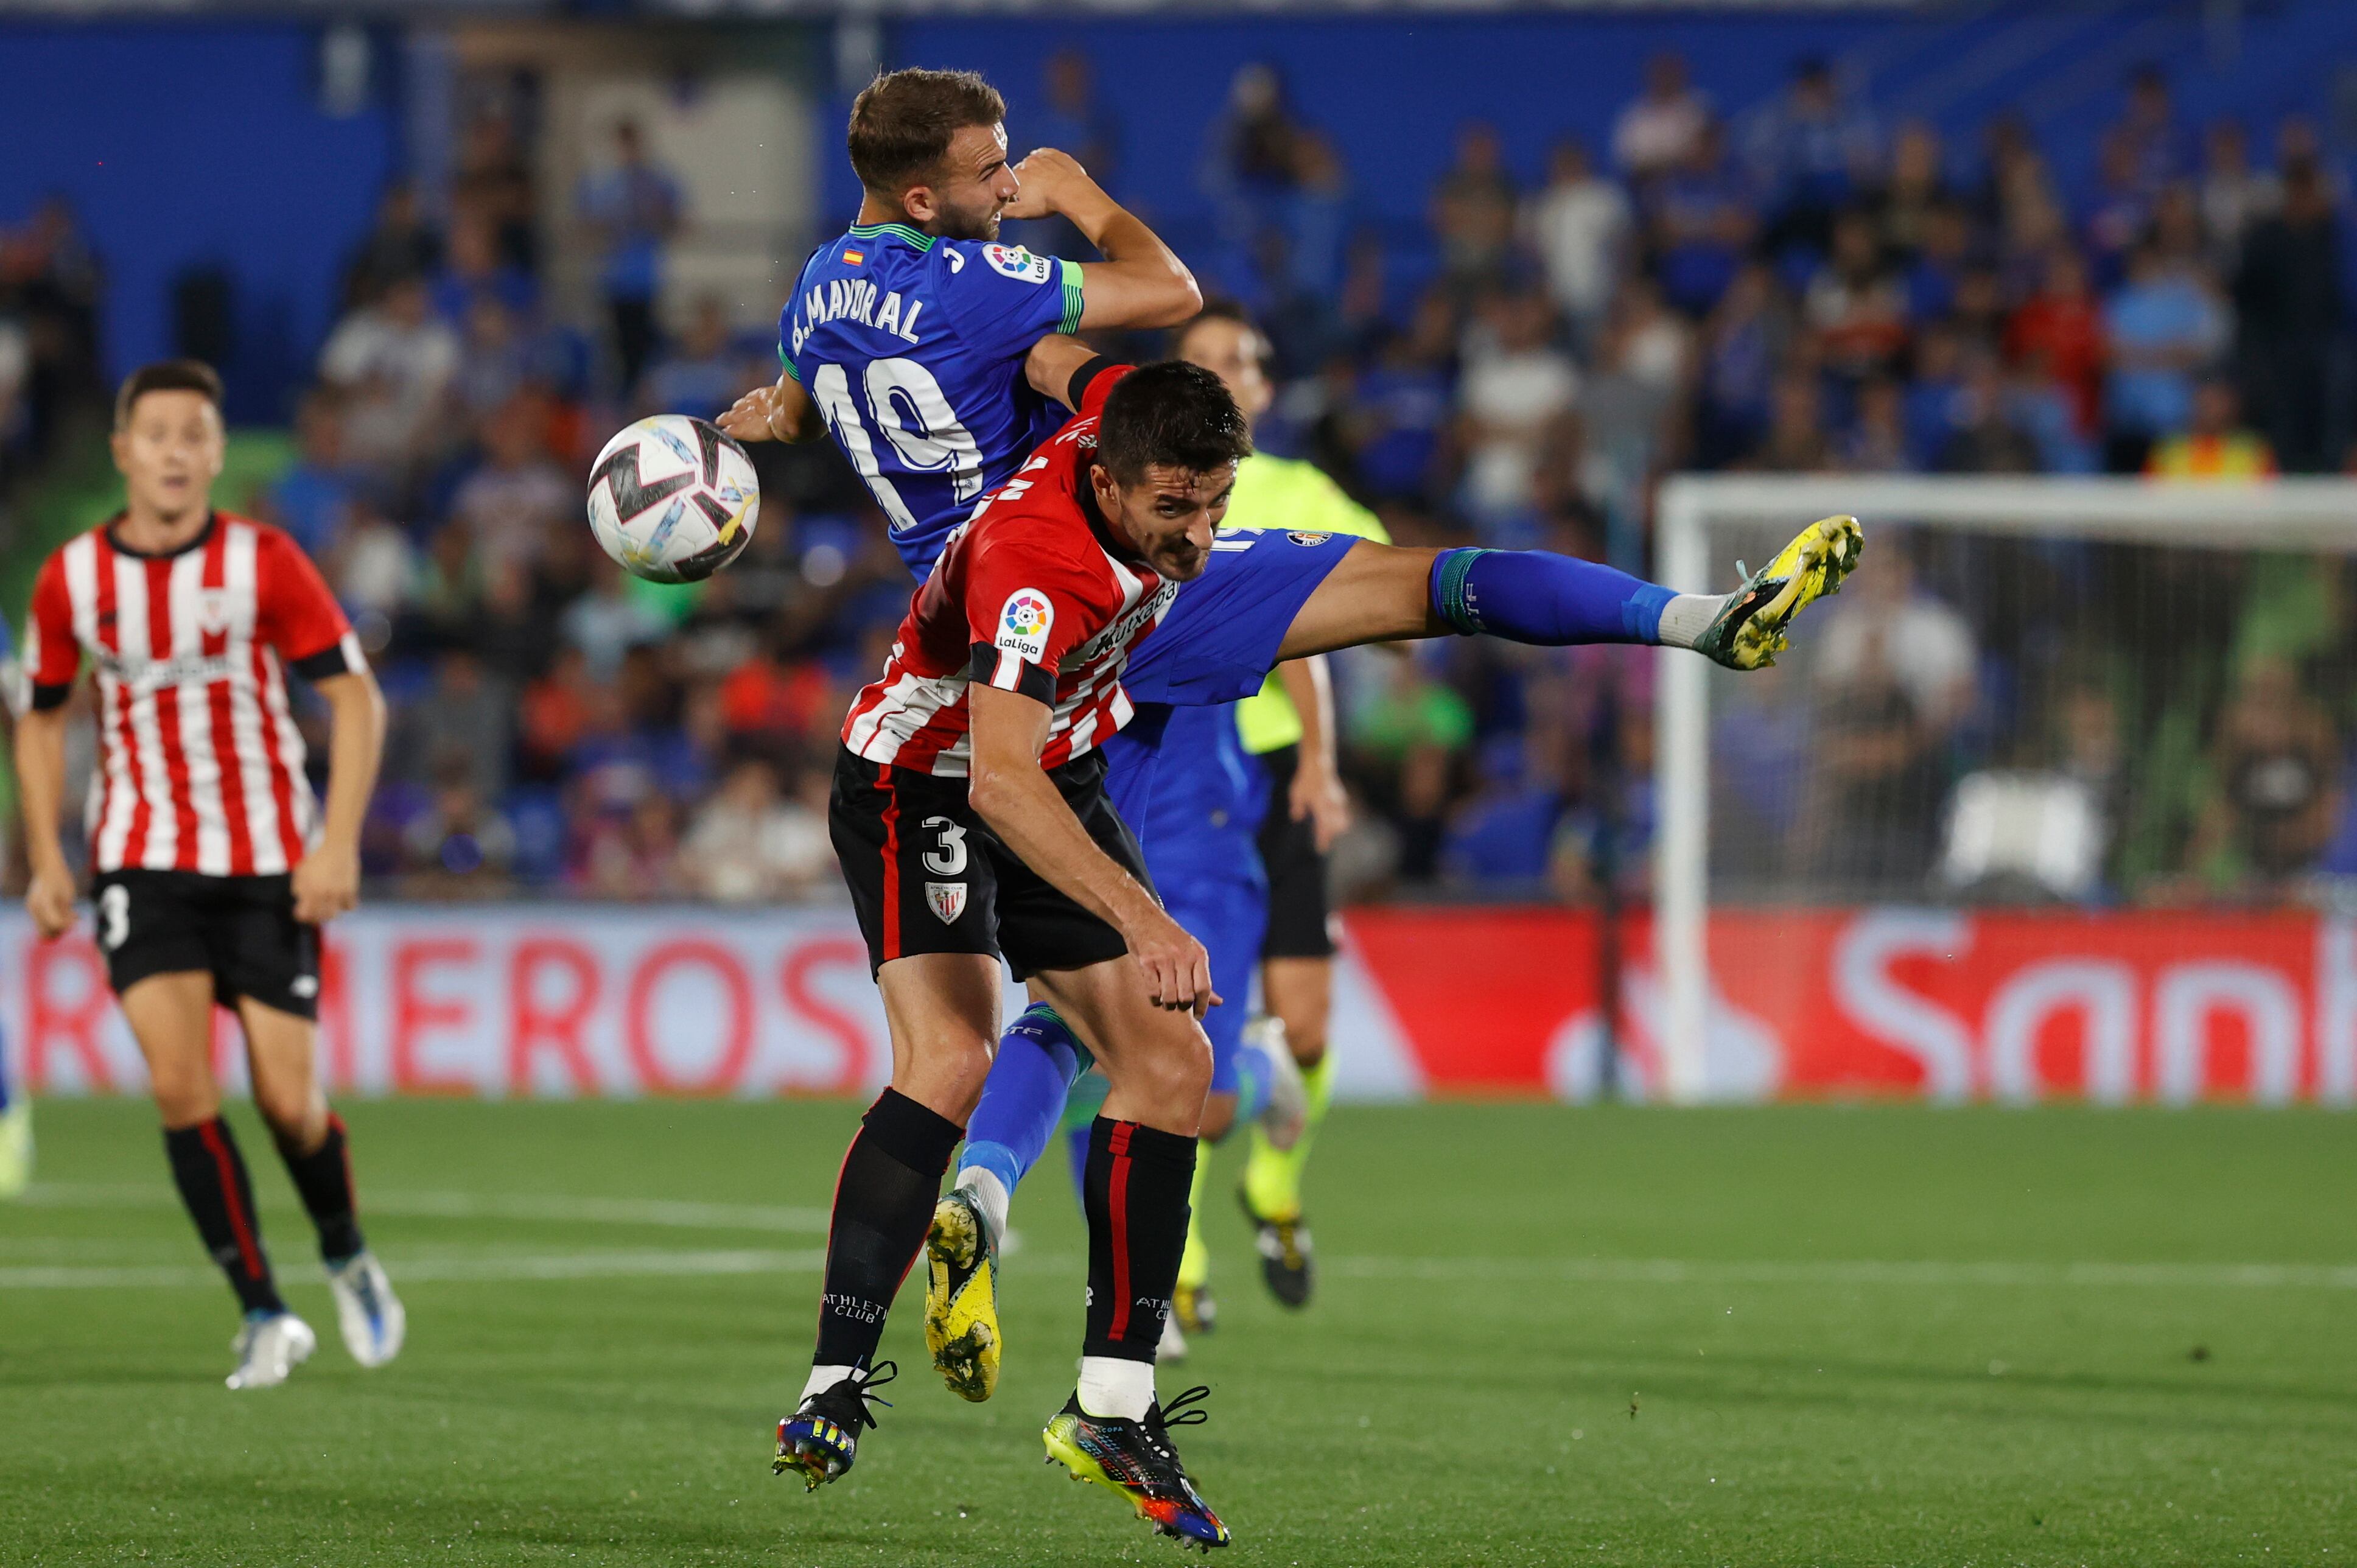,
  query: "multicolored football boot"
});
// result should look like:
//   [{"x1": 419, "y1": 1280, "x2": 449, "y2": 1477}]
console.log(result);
[
  {"x1": 773, "y1": 1362, "x2": 895, "y2": 1491},
  {"x1": 1042, "y1": 1385, "x2": 1230, "y2": 1550},
  {"x1": 923, "y1": 1188, "x2": 1001, "y2": 1401},
  {"x1": 1692, "y1": 513, "x2": 1865, "y2": 671},
  {"x1": 1240, "y1": 1187, "x2": 1314, "y2": 1309}
]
